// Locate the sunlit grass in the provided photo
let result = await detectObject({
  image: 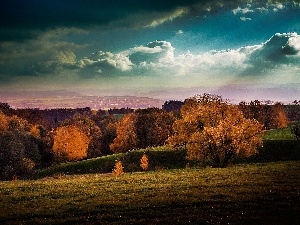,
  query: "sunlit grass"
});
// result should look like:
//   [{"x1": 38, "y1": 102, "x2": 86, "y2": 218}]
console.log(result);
[
  {"x1": 264, "y1": 126, "x2": 296, "y2": 140},
  {"x1": 1, "y1": 161, "x2": 300, "y2": 224}
]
